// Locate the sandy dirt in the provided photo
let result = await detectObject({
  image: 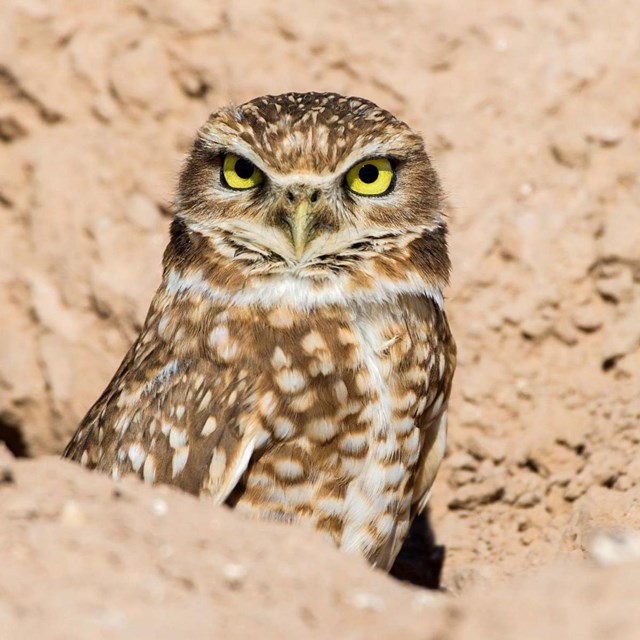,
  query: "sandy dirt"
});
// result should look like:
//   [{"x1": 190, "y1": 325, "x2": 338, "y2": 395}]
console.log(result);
[{"x1": 1, "y1": 0, "x2": 639, "y2": 637}]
